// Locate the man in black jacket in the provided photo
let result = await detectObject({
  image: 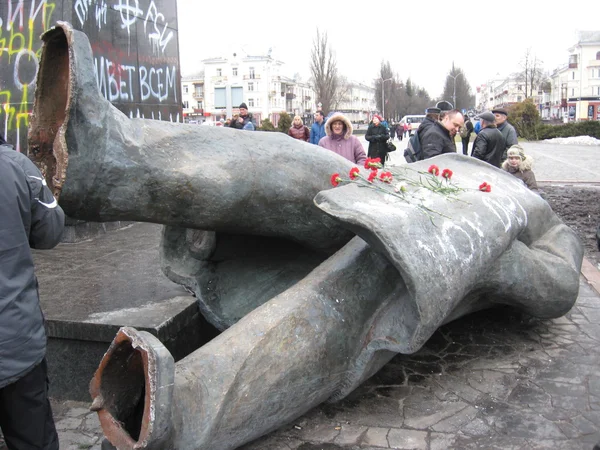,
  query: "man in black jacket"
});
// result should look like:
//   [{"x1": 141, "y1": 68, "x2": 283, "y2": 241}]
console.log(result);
[
  {"x1": 229, "y1": 102, "x2": 256, "y2": 130},
  {"x1": 420, "y1": 109, "x2": 464, "y2": 160},
  {"x1": 0, "y1": 142, "x2": 65, "y2": 450},
  {"x1": 471, "y1": 111, "x2": 506, "y2": 168}
]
